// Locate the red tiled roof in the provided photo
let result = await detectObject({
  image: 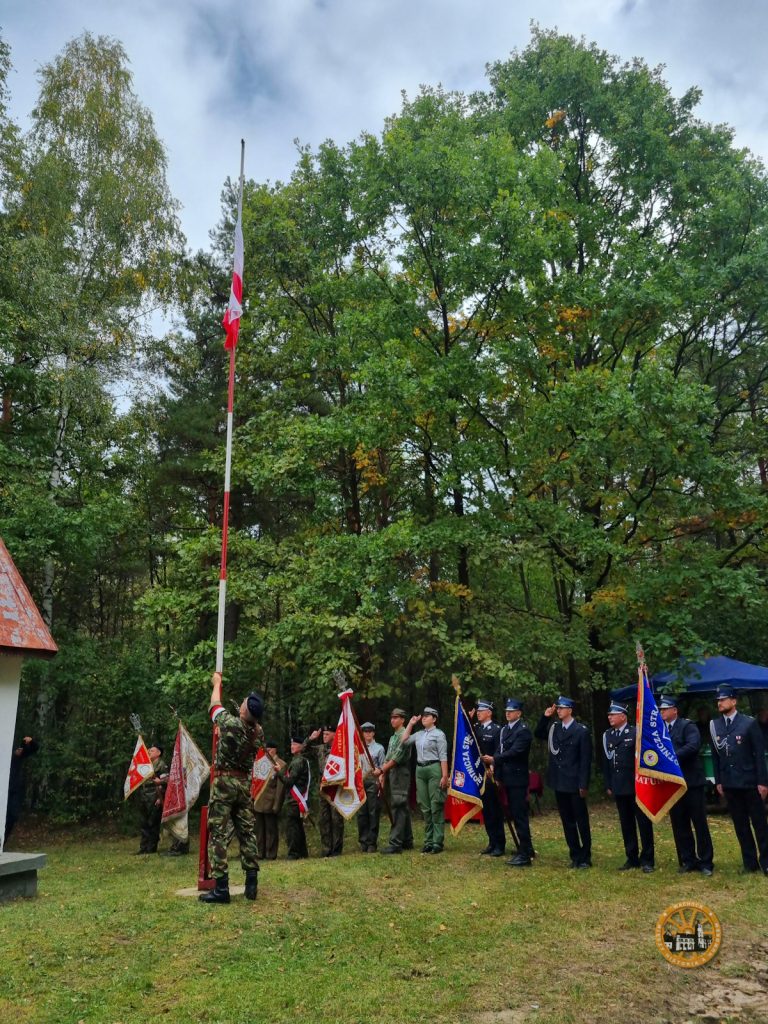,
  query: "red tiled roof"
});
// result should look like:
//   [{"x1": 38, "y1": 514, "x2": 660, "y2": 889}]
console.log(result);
[{"x1": 0, "y1": 539, "x2": 57, "y2": 658}]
